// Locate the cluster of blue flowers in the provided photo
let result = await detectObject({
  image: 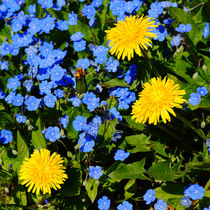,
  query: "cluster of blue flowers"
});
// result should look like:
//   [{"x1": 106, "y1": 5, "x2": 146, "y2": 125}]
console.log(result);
[
  {"x1": 73, "y1": 115, "x2": 102, "y2": 152},
  {"x1": 44, "y1": 126, "x2": 61, "y2": 142},
  {"x1": 114, "y1": 149, "x2": 130, "y2": 161},
  {"x1": 143, "y1": 189, "x2": 167, "y2": 210},
  {"x1": 81, "y1": 0, "x2": 103, "y2": 27},
  {"x1": 181, "y1": 184, "x2": 205, "y2": 208},
  {"x1": 72, "y1": 32, "x2": 86, "y2": 52},
  {"x1": 89, "y1": 166, "x2": 103, "y2": 179},
  {"x1": 0, "y1": 0, "x2": 209, "y2": 209},
  {"x1": 110, "y1": 87, "x2": 136, "y2": 110},
  {"x1": 142, "y1": 184, "x2": 207, "y2": 209},
  {"x1": 175, "y1": 24, "x2": 192, "y2": 33},
  {"x1": 109, "y1": 0, "x2": 143, "y2": 21},
  {"x1": 170, "y1": 23, "x2": 193, "y2": 47},
  {"x1": 188, "y1": 86, "x2": 208, "y2": 106},
  {"x1": 0, "y1": 130, "x2": 13, "y2": 144},
  {"x1": 203, "y1": 23, "x2": 210, "y2": 38},
  {"x1": 97, "y1": 196, "x2": 133, "y2": 210},
  {"x1": 97, "y1": 196, "x2": 110, "y2": 210}
]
